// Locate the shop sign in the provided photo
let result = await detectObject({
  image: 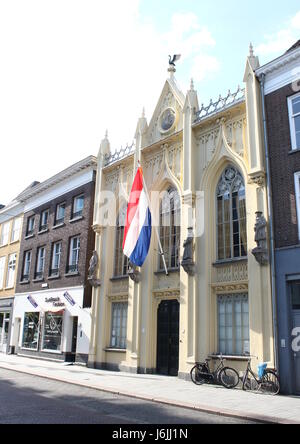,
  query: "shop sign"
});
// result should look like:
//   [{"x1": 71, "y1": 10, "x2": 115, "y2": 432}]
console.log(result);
[{"x1": 45, "y1": 297, "x2": 65, "y2": 308}]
